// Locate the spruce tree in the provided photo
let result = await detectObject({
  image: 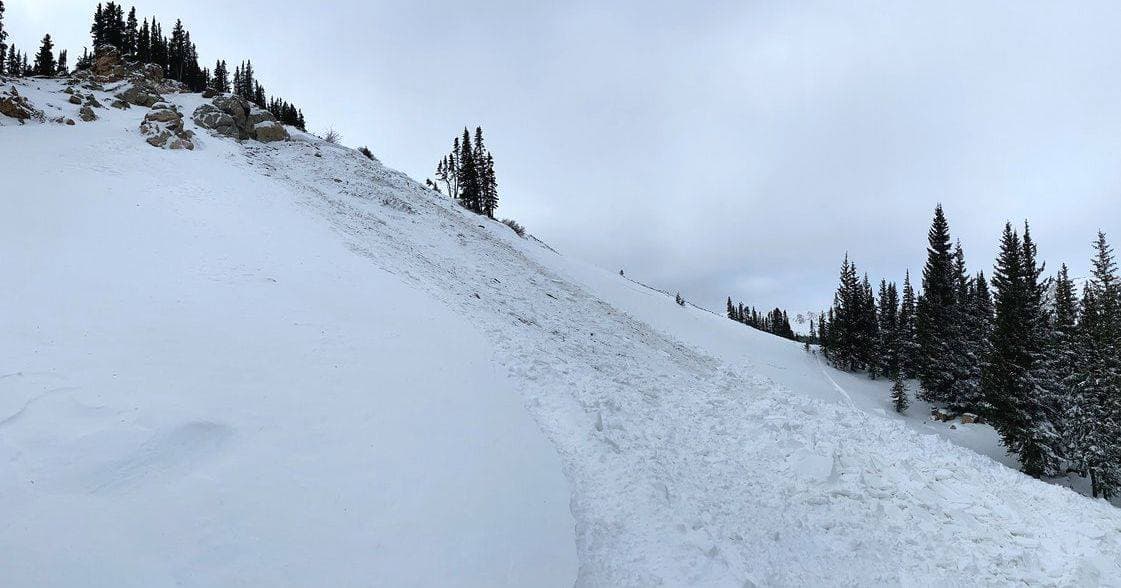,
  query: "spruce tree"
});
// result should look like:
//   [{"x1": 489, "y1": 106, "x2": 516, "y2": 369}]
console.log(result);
[
  {"x1": 137, "y1": 18, "x2": 150, "y2": 63},
  {"x1": 1047, "y1": 264, "x2": 1080, "y2": 472},
  {"x1": 898, "y1": 270, "x2": 919, "y2": 378},
  {"x1": 983, "y1": 222, "x2": 1061, "y2": 478},
  {"x1": 1070, "y1": 232, "x2": 1121, "y2": 498},
  {"x1": 91, "y1": 3, "x2": 105, "y2": 48},
  {"x1": 55, "y1": 50, "x2": 67, "y2": 76},
  {"x1": 33, "y1": 34, "x2": 56, "y2": 77},
  {"x1": 0, "y1": 0, "x2": 7, "y2": 77},
  {"x1": 916, "y1": 205, "x2": 958, "y2": 403},
  {"x1": 877, "y1": 280, "x2": 901, "y2": 378},
  {"x1": 457, "y1": 128, "x2": 480, "y2": 212},
  {"x1": 891, "y1": 374, "x2": 910, "y2": 414},
  {"x1": 124, "y1": 7, "x2": 138, "y2": 57}
]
